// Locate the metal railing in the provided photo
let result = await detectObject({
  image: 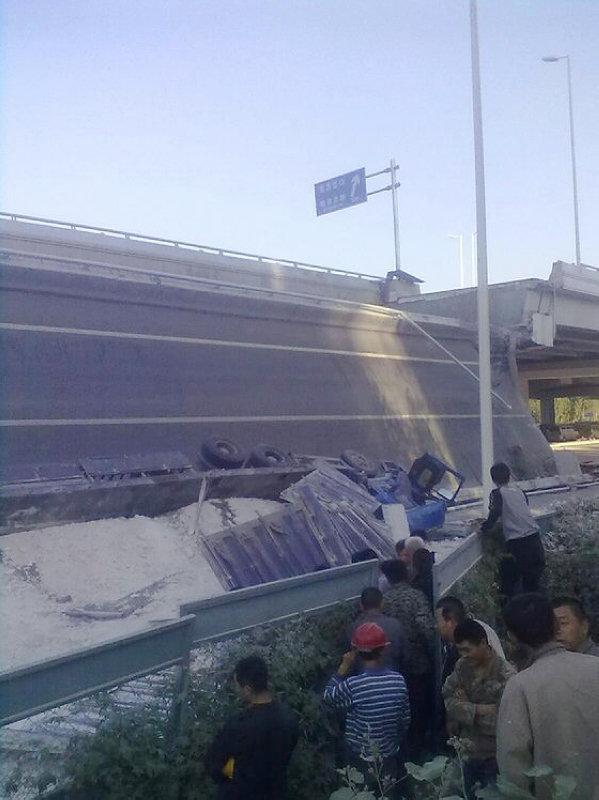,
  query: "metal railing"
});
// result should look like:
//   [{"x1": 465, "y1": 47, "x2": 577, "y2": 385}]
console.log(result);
[
  {"x1": 0, "y1": 211, "x2": 382, "y2": 282},
  {"x1": 0, "y1": 560, "x2": 379, "y2": 727}
]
